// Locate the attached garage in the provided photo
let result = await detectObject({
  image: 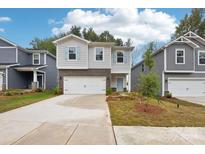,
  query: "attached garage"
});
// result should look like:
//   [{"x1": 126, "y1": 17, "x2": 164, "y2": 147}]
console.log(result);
[
  {"x1": 168, "y1": 78, "x2": 205, "y2": 97},
  {"x1": 63, "y1": 76, "x2": 106, "y2": 94}
]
